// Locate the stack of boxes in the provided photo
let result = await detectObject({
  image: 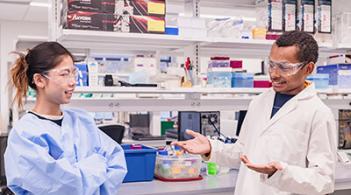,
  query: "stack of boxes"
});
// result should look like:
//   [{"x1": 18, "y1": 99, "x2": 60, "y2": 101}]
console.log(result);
[
  {"x1": 207, "y1": 57, "x2": 232, "y2": 88},
  {"x1": 230, "y1": 60, "x2": 254, "y2": 88},
  {"x1": 129, "y1": 0, "x2": 165, "y2": 33},
  {"x1": 316, "y1": 64, "x2": 351, "y2": 88},
  {"x1": 63, "y1": 0, "x2": 166, "y2": 34},
  {"x1": 64, "y1": 0, "x2": 116, "y2": 31},
  {"x1": 207, "y1": 57, "x2": 254, "y2": 88}
]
